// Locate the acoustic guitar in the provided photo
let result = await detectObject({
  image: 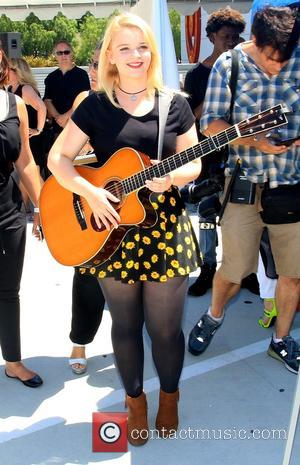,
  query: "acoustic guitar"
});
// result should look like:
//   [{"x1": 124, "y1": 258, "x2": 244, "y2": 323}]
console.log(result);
[{"x1": 39, "y1": 104, "x2": 288, "y2": 267}]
